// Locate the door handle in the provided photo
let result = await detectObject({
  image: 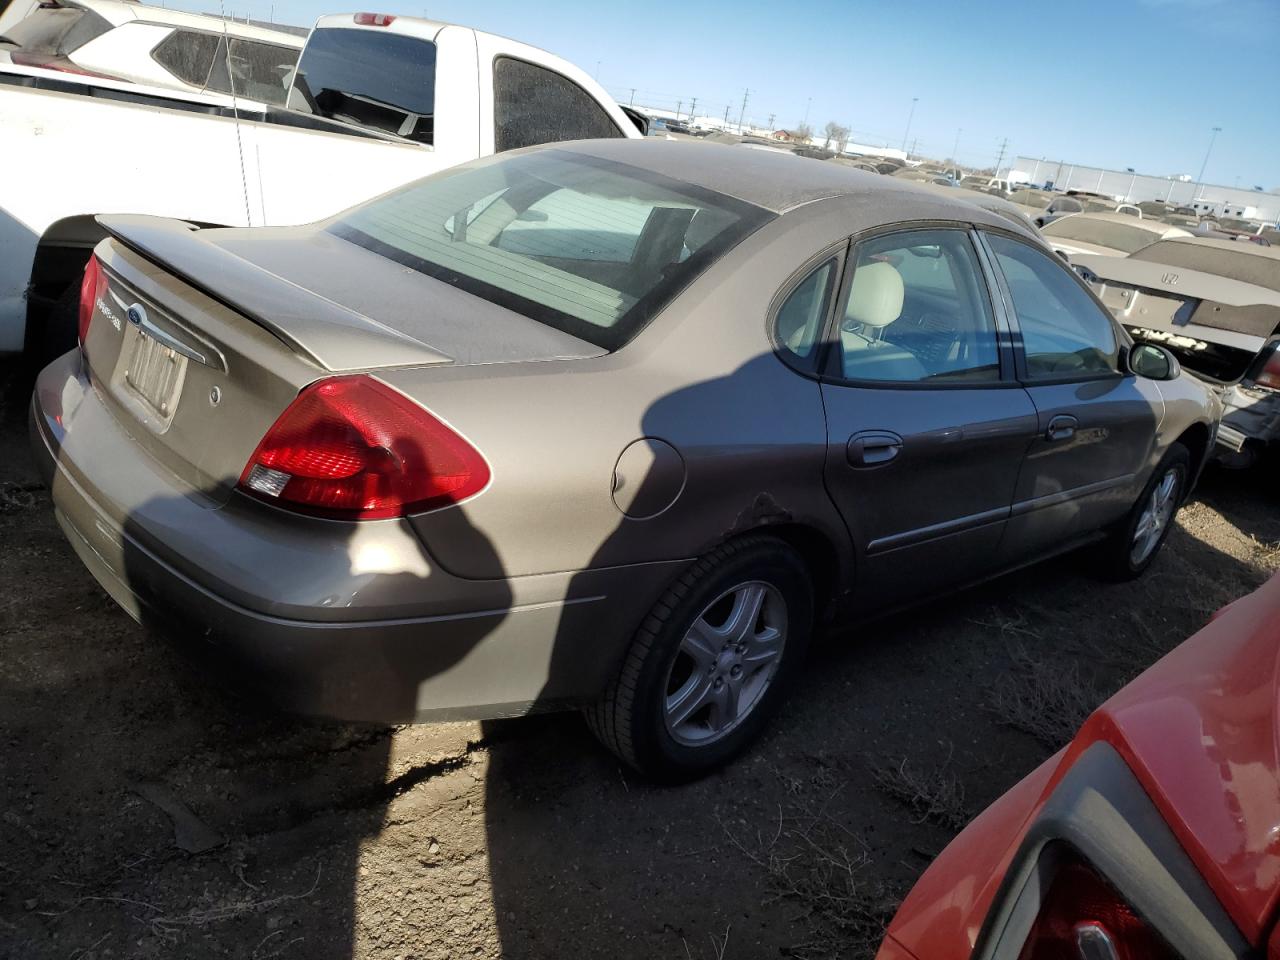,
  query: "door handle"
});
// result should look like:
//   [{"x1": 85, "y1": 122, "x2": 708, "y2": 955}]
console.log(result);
[
  {"x1": 1045, "y1": 415, "x2": 1078, "y2": 442},
  {"x1": 847, "y1": 431, "x2": 903, "y2": 467}
]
